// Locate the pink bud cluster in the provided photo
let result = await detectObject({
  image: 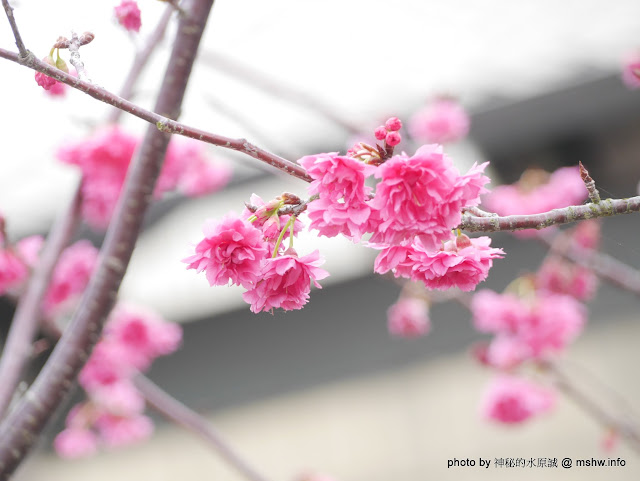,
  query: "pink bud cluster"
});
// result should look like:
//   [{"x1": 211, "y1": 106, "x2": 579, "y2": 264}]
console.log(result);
[
  {"x1": 408, "y1": 98, "x2": 470, "y2": 144},
  {"x1": 374, "y1": 116, "x2": 403, "y2": 147},
  {"x1": 57, "y1": 126, "x2": 231, "y2": 229},
  {"x1": 184, "y1": 195, "x2": 329, "y2": 313},
  {"x1": 114, "y1": 0, "x2": 142, "y2": 33},
  {"x1": 54, "y1": 304, "x2": 182, "y2": 458}
]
